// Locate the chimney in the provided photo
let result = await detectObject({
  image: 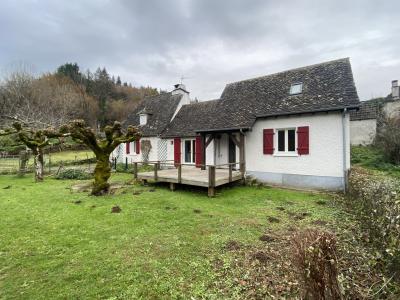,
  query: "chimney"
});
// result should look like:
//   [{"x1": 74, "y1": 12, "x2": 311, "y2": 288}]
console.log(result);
[
  {"x1": 172, "y1": 83, "x2": 189, "y2": 95},
  {"x1": 392, "y1": 80, "x2": 399, "y2": 99}
]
